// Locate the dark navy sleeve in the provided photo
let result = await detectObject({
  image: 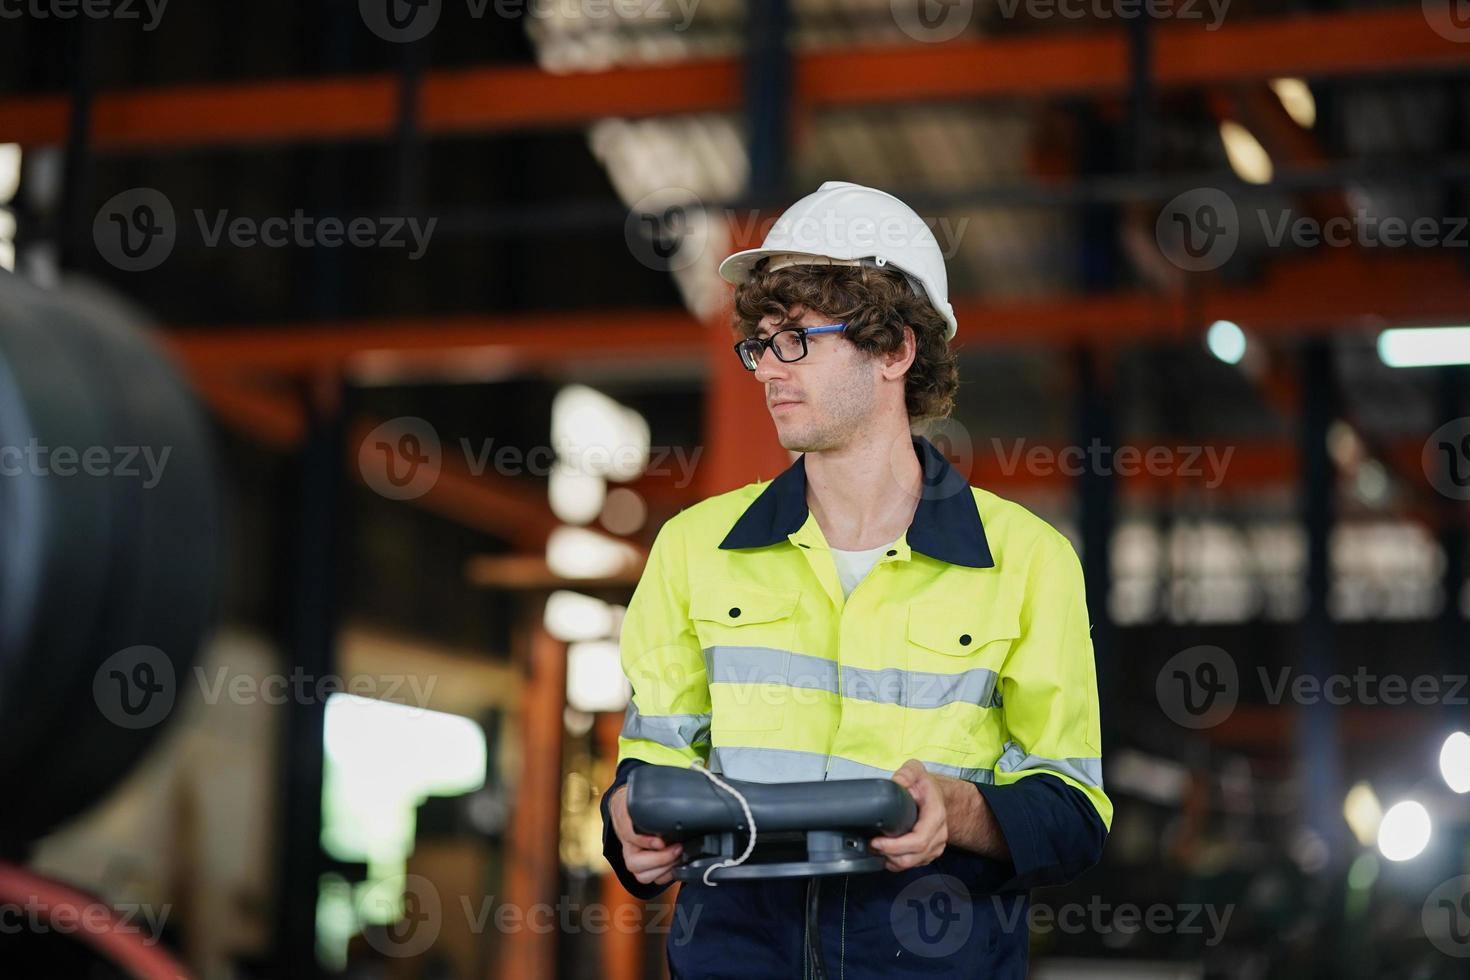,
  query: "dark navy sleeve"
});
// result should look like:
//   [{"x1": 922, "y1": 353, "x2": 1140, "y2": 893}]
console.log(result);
[
  {"x1": 970, "y1": 774, "x2": 1108, "y2": 891},
  {"x1": 600, "y1": 758, "x2": 672, "y2": 899}
]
